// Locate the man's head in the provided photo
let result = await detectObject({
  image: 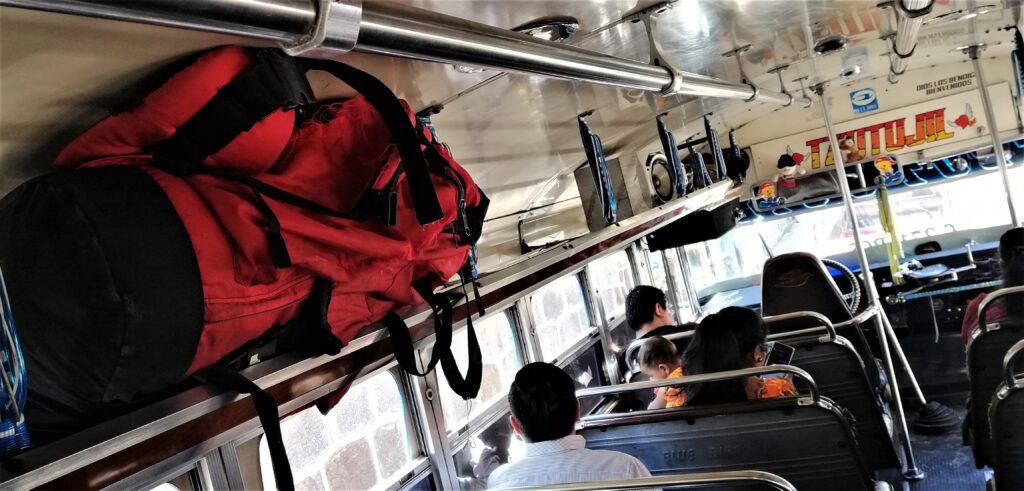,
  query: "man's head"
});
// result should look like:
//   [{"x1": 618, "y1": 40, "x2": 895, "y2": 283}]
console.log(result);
[
  {"x1": 507, "y1": 362, "x2": 579, "y2": 443},
  {"x1": 626, "y1": 285, "x2": 673, "y2": 336},
  {"x1": 638, "y1": 336, "x2": 681, "y2": 380}
]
